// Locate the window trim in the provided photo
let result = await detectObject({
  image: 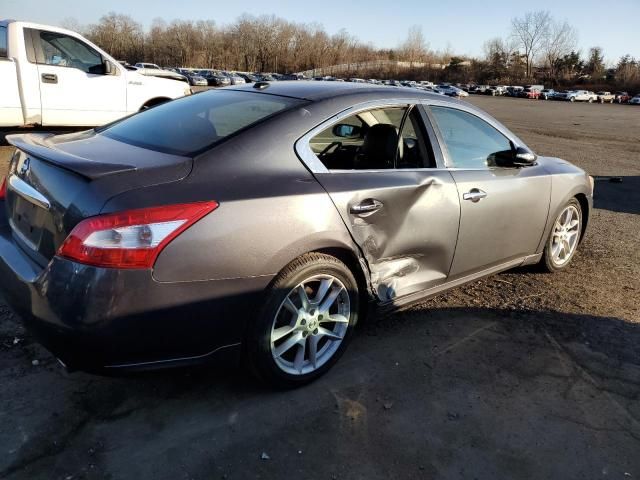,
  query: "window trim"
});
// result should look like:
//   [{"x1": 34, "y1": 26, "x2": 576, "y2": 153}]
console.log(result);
[{"x1": 295, "y1": 99, "x2": 444, "y2": 174}]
